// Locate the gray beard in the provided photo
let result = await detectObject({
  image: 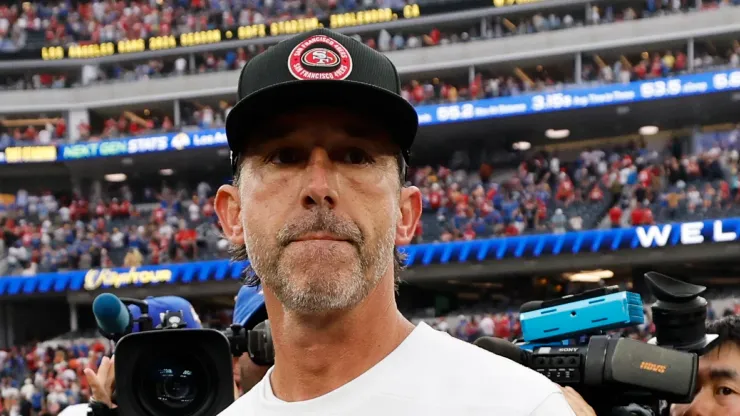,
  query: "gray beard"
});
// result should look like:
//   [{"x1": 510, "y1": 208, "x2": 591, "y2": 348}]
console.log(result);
[{"x1": 245, "y1": 209, "x2": 395, "y2": 314}]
